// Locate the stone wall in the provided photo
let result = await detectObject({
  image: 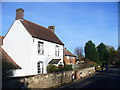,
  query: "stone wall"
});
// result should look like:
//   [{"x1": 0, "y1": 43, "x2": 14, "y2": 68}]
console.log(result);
[{"x1": 2, "y1": 67, "x2": 95, "y2": 88}]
